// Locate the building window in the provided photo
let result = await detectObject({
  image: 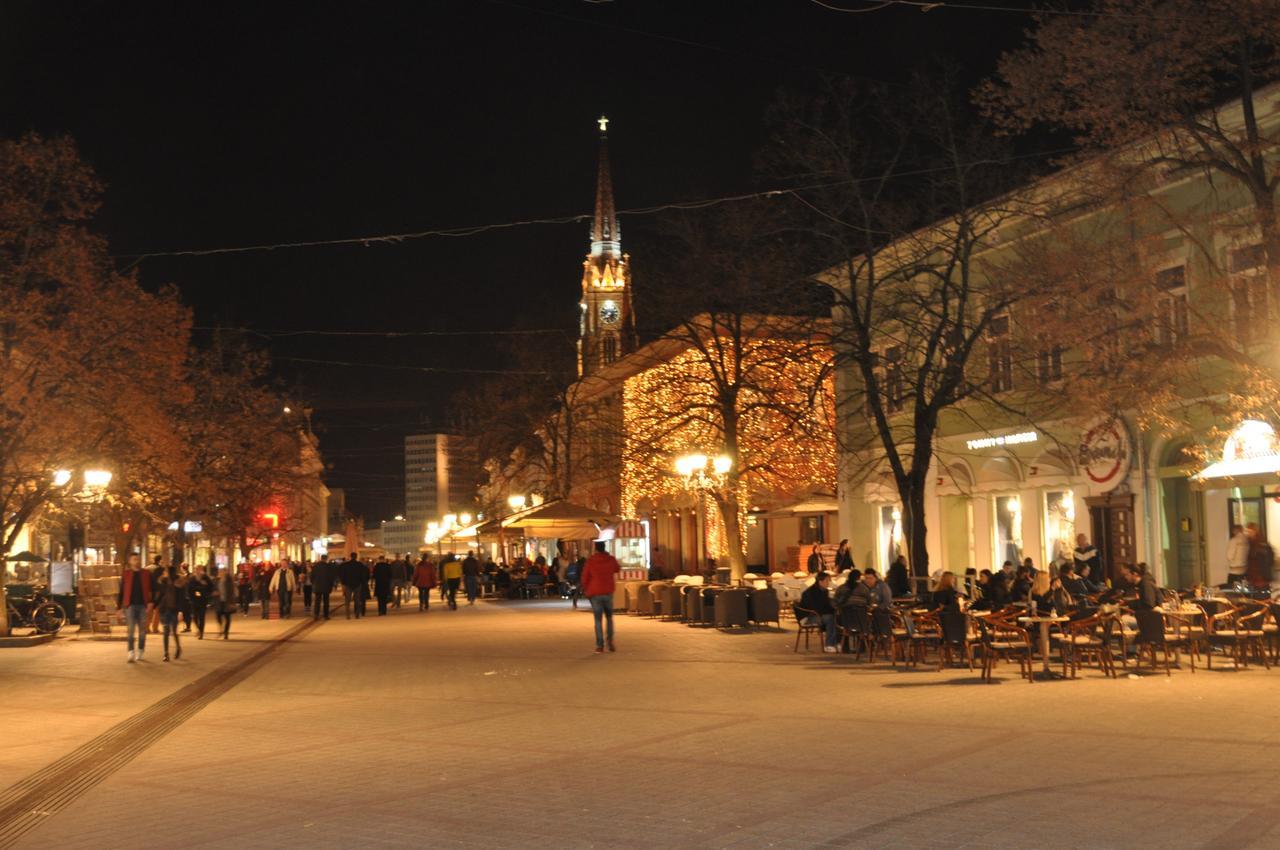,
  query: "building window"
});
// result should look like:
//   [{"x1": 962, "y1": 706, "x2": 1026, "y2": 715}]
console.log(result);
[
  {"x1": 1229, "y1": 244, "x2": 1267, "y2": 345},
  {"x1": 602, "y1": 334, "x2": 618, "y2": 365},
  {"x1": 993, "y1": 494, "x2": 1023, "y2": 567},
  {"x1": 1043, "y1": 490, "x2": 1075, "y2": 567},
  {"x1": 878, "y1": 504, "x2": 903, "y2": 573},
  {"x1": 1036, "y1": 345, "x2": 1063, "y2": 385},
  {"x1": 988, "y1": 315, "x2": 1012, "y2": 393},
  {"x1": 1154, "y1": 265, "x2": 1188, "y2": 346}
]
